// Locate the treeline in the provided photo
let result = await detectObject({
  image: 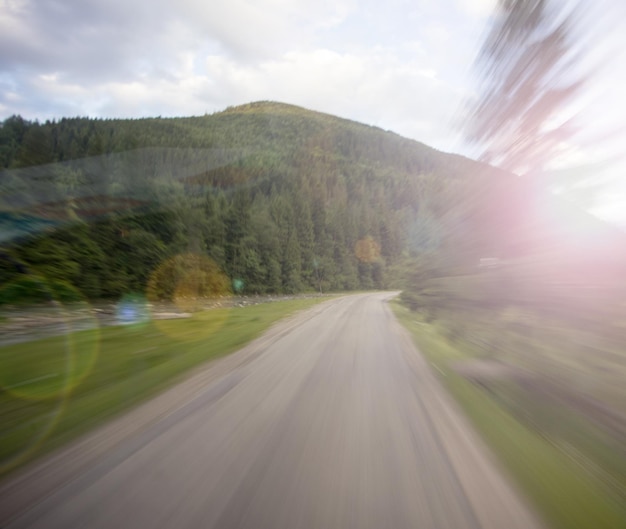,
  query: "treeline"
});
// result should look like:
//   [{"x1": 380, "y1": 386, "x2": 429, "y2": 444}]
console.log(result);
[{"x1": 1, "y1": 101, "x2": 492, "y2": 302}]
